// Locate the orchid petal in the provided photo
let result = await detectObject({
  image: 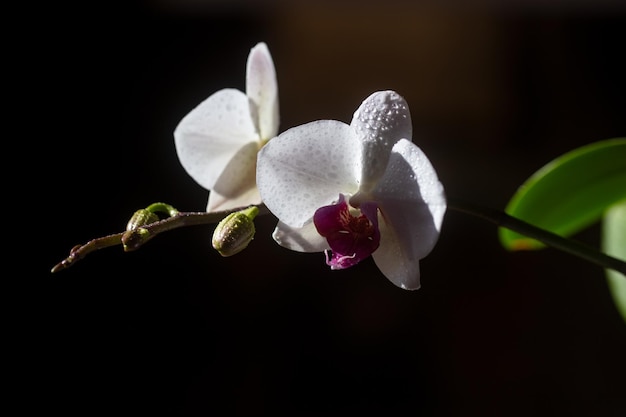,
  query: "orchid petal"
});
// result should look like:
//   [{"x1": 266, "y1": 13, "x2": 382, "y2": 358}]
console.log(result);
[
  {"x1": 208, "y1": 188, "x2": 261, "y2": 213},
  {"x1": 373, "y1": 219, "x2": 422, "y2": 290},
  {"x1": 257, "y1": 120, "x2": 360, "y2": 227},
  {"x1": 207, "y1": 141, "x2": 262, "y2": 211},
  {"x1": 350, "y1": 90, "x2": 412, "y2": 194},
  {"x1": 272, "y1": 221, "x2": 329, "y2": 252},
  {"x1": 174, "y1": 89, "x2": 258, "y2": 192},
  {"x1": 246, "y1": 42, "x2": 279, "y2": 141},
  {"x1": 373, "y1": 139, "x2": 447, "y2": 236},
  {"x1": 371, "y1": 139, "x2": 446, "y2": 289}
]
